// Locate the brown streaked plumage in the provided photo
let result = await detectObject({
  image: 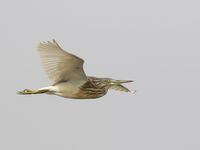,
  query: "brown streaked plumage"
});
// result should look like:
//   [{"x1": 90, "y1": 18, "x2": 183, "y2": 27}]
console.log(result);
[{"x1": 18, "y1": 40, "x2": 136, "y2": 99}]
